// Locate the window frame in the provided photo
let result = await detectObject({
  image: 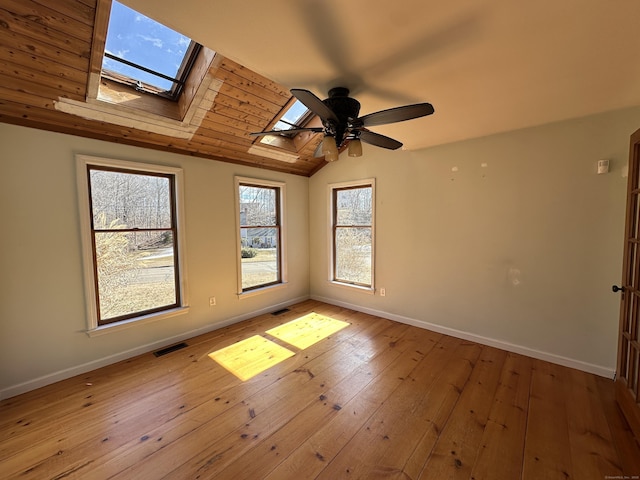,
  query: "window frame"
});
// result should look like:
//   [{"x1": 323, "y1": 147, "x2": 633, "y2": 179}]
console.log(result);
[
  {"x1": 328, "y1": 179, "x2": 376, "y2": 293},
  {"x1": 234, "y1": 176, "x2": 288, "y2": 297},
  {"x1": 76, "y1": 155, "x2": 189, "y2": 335}
]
